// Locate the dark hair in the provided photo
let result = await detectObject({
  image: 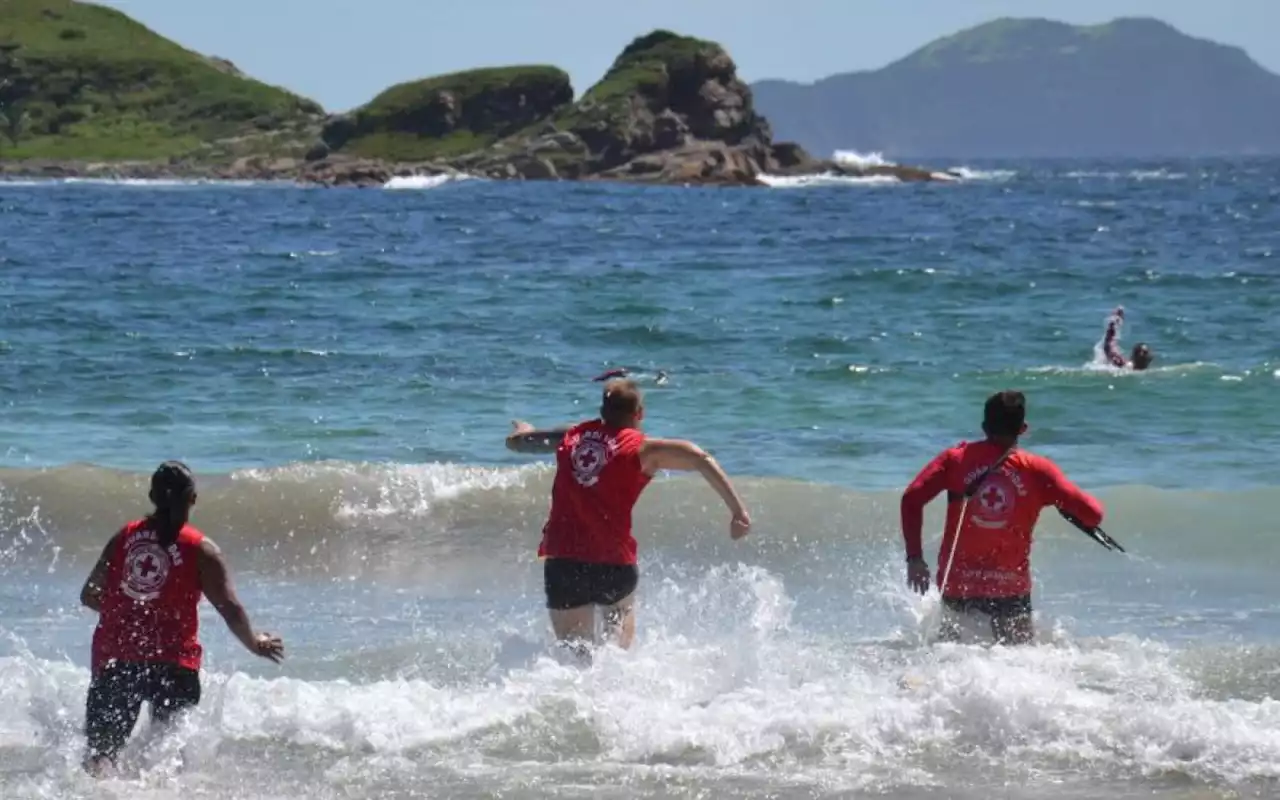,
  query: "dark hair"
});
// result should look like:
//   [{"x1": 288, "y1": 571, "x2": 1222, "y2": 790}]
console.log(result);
[
  {"x1": 600, "y1": 379, "x2": 643, "y2": 427},
  {"x1": 982, "y1": 391, "x2": 1026, "y2": 438},
  {"x1": 149, "y1": 460, "x2": 196, "y2": 543}
]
